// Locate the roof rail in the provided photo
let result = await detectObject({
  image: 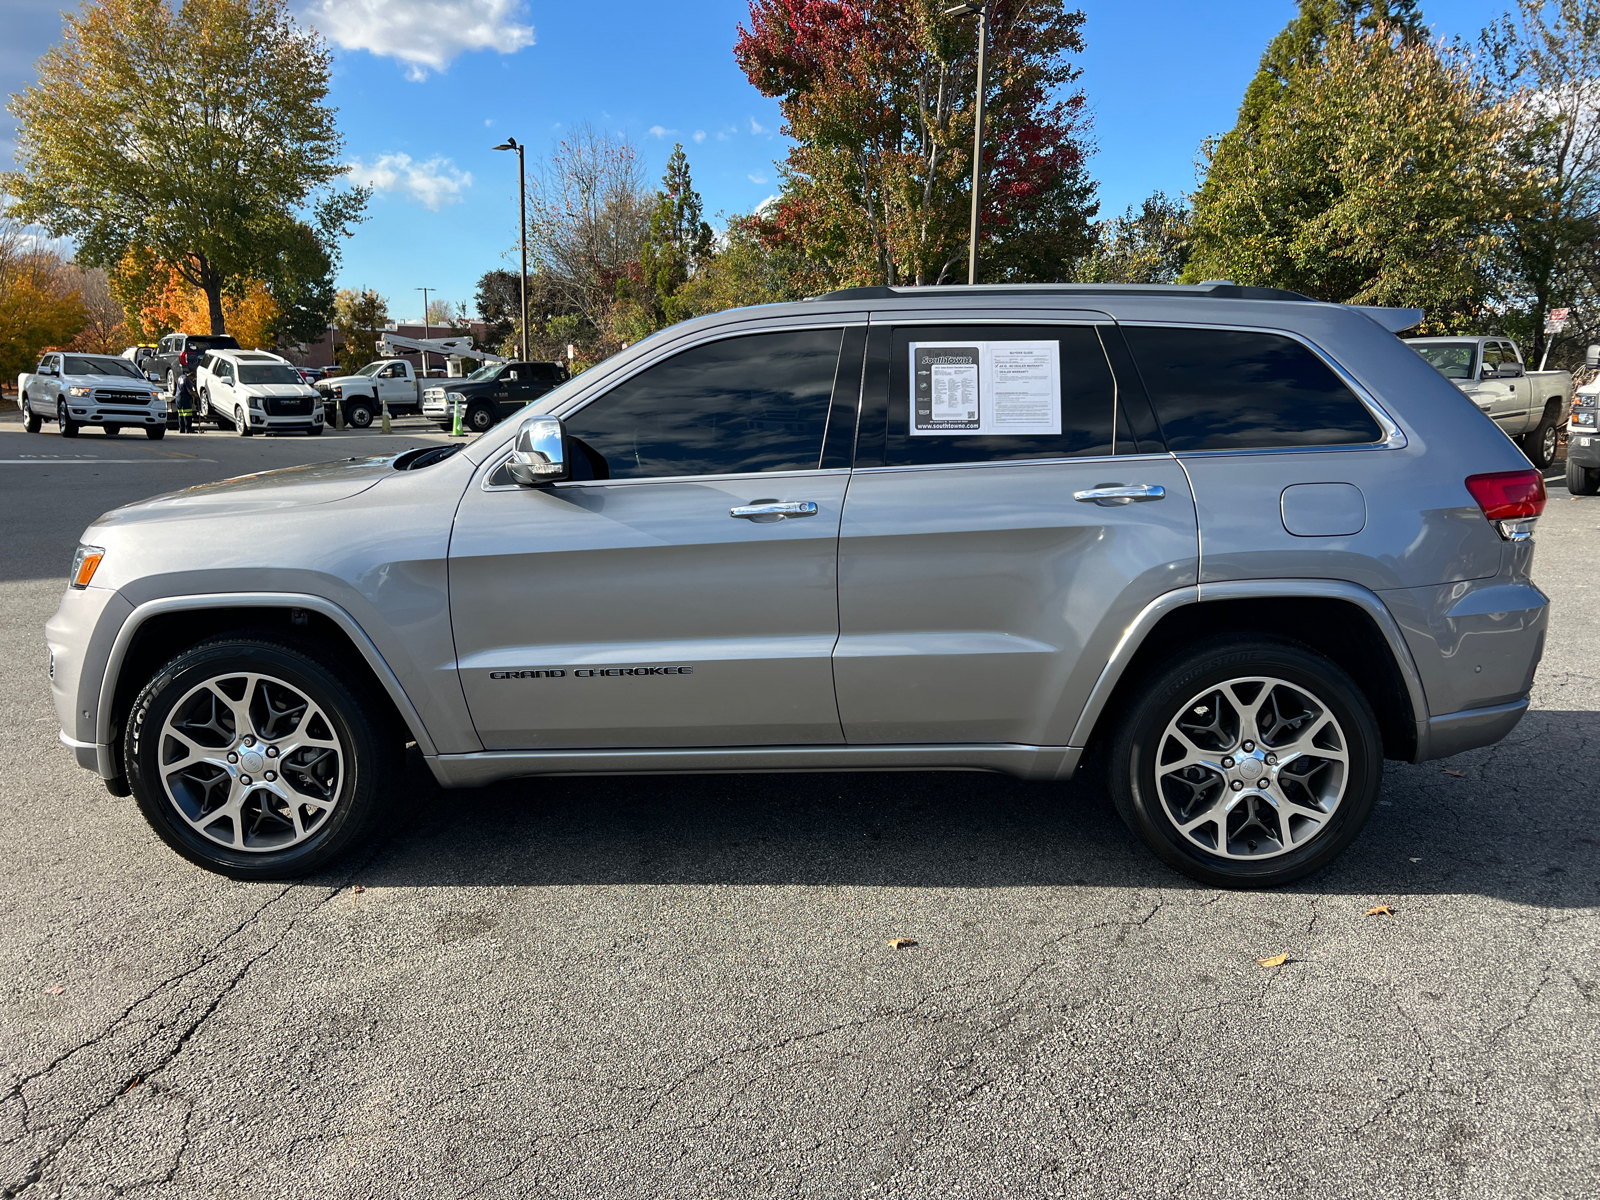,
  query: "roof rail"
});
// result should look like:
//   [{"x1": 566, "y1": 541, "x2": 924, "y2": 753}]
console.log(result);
[{"x1": 806, "y1": 282, "x2": 1315, "y2": 303}]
